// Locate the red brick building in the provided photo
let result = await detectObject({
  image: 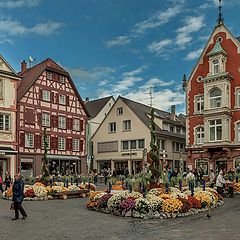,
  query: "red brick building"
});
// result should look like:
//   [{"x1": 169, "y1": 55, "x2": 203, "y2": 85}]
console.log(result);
[
  {"x1": 184, "y1": 20, "x2": 240, "y2": 175},
  {"x1": 17, "y1": 59, "x2": 88, "y2": 177}
]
